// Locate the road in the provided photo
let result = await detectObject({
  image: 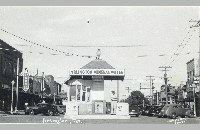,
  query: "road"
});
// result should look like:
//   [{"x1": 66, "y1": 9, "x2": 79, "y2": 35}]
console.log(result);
[{"x1": 0, "y1": 114, "x2": 199, "y2": 124}]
